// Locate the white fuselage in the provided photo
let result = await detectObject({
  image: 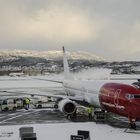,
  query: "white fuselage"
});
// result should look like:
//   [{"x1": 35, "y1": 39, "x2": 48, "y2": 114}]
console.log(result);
[{"x1": 63, "y1": 79, "x2": 136, "y2": 107}]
